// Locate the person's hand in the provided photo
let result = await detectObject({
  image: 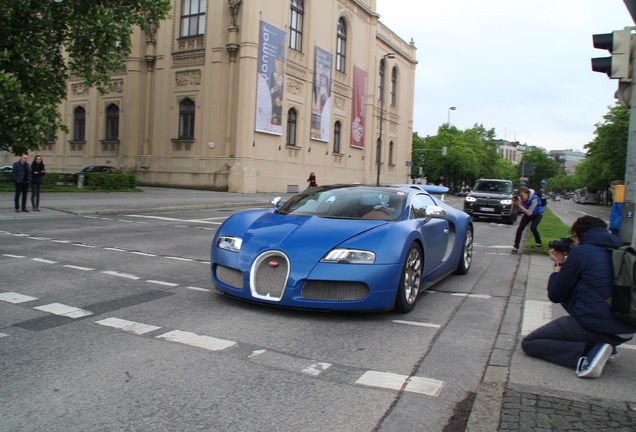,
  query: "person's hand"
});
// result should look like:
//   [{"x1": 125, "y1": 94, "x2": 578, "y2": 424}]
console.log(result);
[{"x1": 549, "y1": 249, "x2": 565, "y2": 264}]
